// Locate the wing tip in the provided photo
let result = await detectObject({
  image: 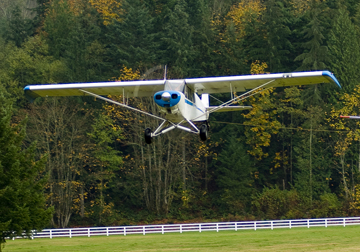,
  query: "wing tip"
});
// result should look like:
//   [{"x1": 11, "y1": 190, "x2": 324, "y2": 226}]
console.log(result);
[
  {"x1": 322, "y1": 71, "x2": 341, "y2": 88},
  {"x1": 24, "y1": 86, "x2": 40, "y2": 103}
]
